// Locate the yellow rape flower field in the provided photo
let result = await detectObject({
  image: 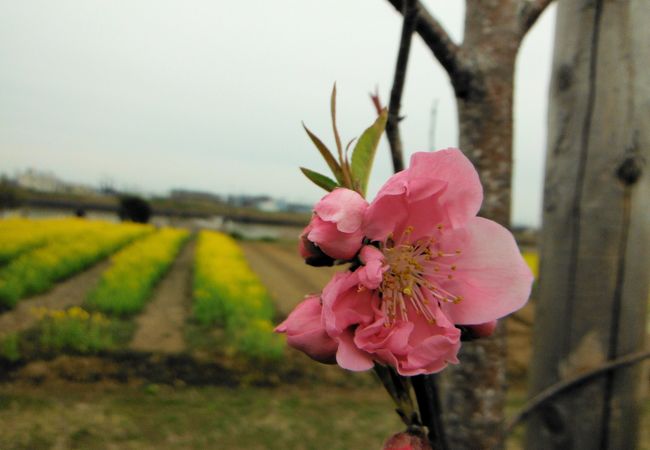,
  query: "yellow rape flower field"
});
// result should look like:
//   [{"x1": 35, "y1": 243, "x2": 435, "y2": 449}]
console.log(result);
[
  {"x1": 86, "y1": 228, "x2": 190, "y2": 316},
  {"x1": 192, "y1": 230, "x2": 284, "y2": 361},
  {"x1": 0, "y1": 218, "x2": 285, "y2": 368},
  {"x1": 0, "y1": 218, "x2": 152, "y2": 309},
  {"x1": 0, "y1": 218, "x2": 607, "y2": 450}
]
